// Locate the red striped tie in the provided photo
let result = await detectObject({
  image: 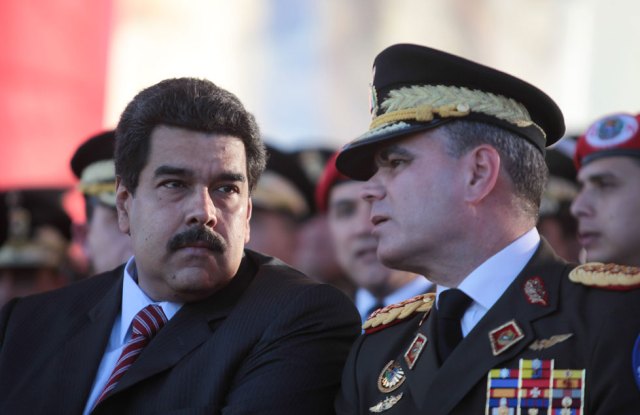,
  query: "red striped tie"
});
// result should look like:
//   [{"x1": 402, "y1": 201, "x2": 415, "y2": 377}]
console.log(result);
[{"x1": 95, "y1": 304, "x2": 168, "y2": 404}]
